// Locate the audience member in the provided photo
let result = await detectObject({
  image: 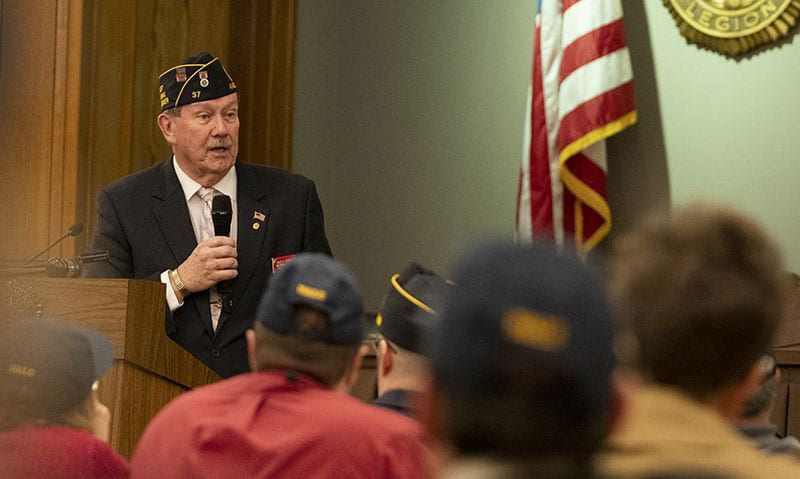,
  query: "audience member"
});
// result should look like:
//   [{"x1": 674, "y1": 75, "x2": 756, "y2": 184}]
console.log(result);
[
  {"x1": 425, "y1": 241, "x2": 617, "y2": 478},
  {"x1": 734, "y1": 353, "x2": 800, "y2": 458},
  {"x1": 600, "y1": 203, "x2": 800, "y2": 478},
  {"x1": 131, "y1": 253, "x2": 428, "y2": 478},
  {"x1": 0, "y1": 318, "x2": 128, "y2": 478},
  {"x1": 373, "y1": 262, "x2": 450, "y2": 418}
]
